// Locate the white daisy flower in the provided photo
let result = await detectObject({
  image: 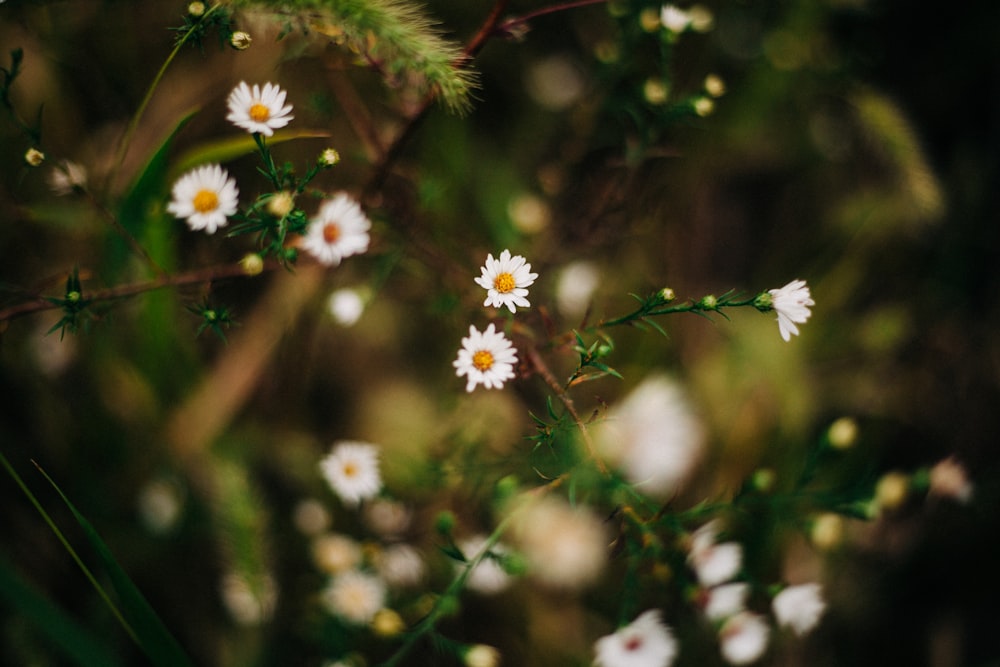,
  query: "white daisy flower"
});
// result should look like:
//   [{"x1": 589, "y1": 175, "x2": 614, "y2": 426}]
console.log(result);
[
  {"x1": 594, "y1": 609, "x2": 678, "y2": 667},
  {"x1": 719, "y1": 612, "x2": 770, "y2": 665},
  {"x1": 772, "y1": 583, "x2": 826, "y2": 636},
  {"x1": 705, "y1": 582, "x2": 750, "y2": 621},
  {"x1": 301, "y1": 193, "x2": 371, "y2": 266},
  {"x1": 166, "y1": 164, "x2": 239, "y2": 234},
  {"x1": 225, "y1": 81, "x2": 293, "y2": 136},
  {"x1": 319, "y1": 441, "x2": 382, "y2": 507},
  {"x1": 320, "y1": 569, "x2": 386, "y2": 625},
  {"x1": 474, "y1": 249, "x2": 538, "y2": 312},
  {"x1": 767, "y1": 279, "x2": 815, "y2": 342},
  {"x1": 453, "y1": 323, "x2": 518, "y2": 392},
  {"x1": 688, "y1": 521, "x2": 743, "y2": 587}
]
